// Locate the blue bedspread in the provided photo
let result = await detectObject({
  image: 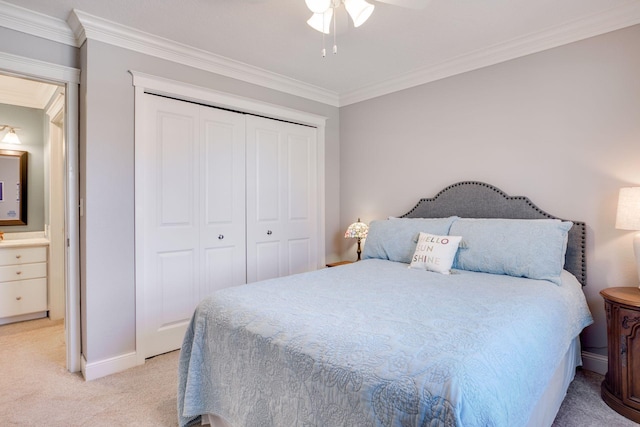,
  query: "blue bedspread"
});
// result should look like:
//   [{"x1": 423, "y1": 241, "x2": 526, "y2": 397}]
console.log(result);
[{"x1": 178, "y1": 259, "x2": 593, "y2": 427}]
